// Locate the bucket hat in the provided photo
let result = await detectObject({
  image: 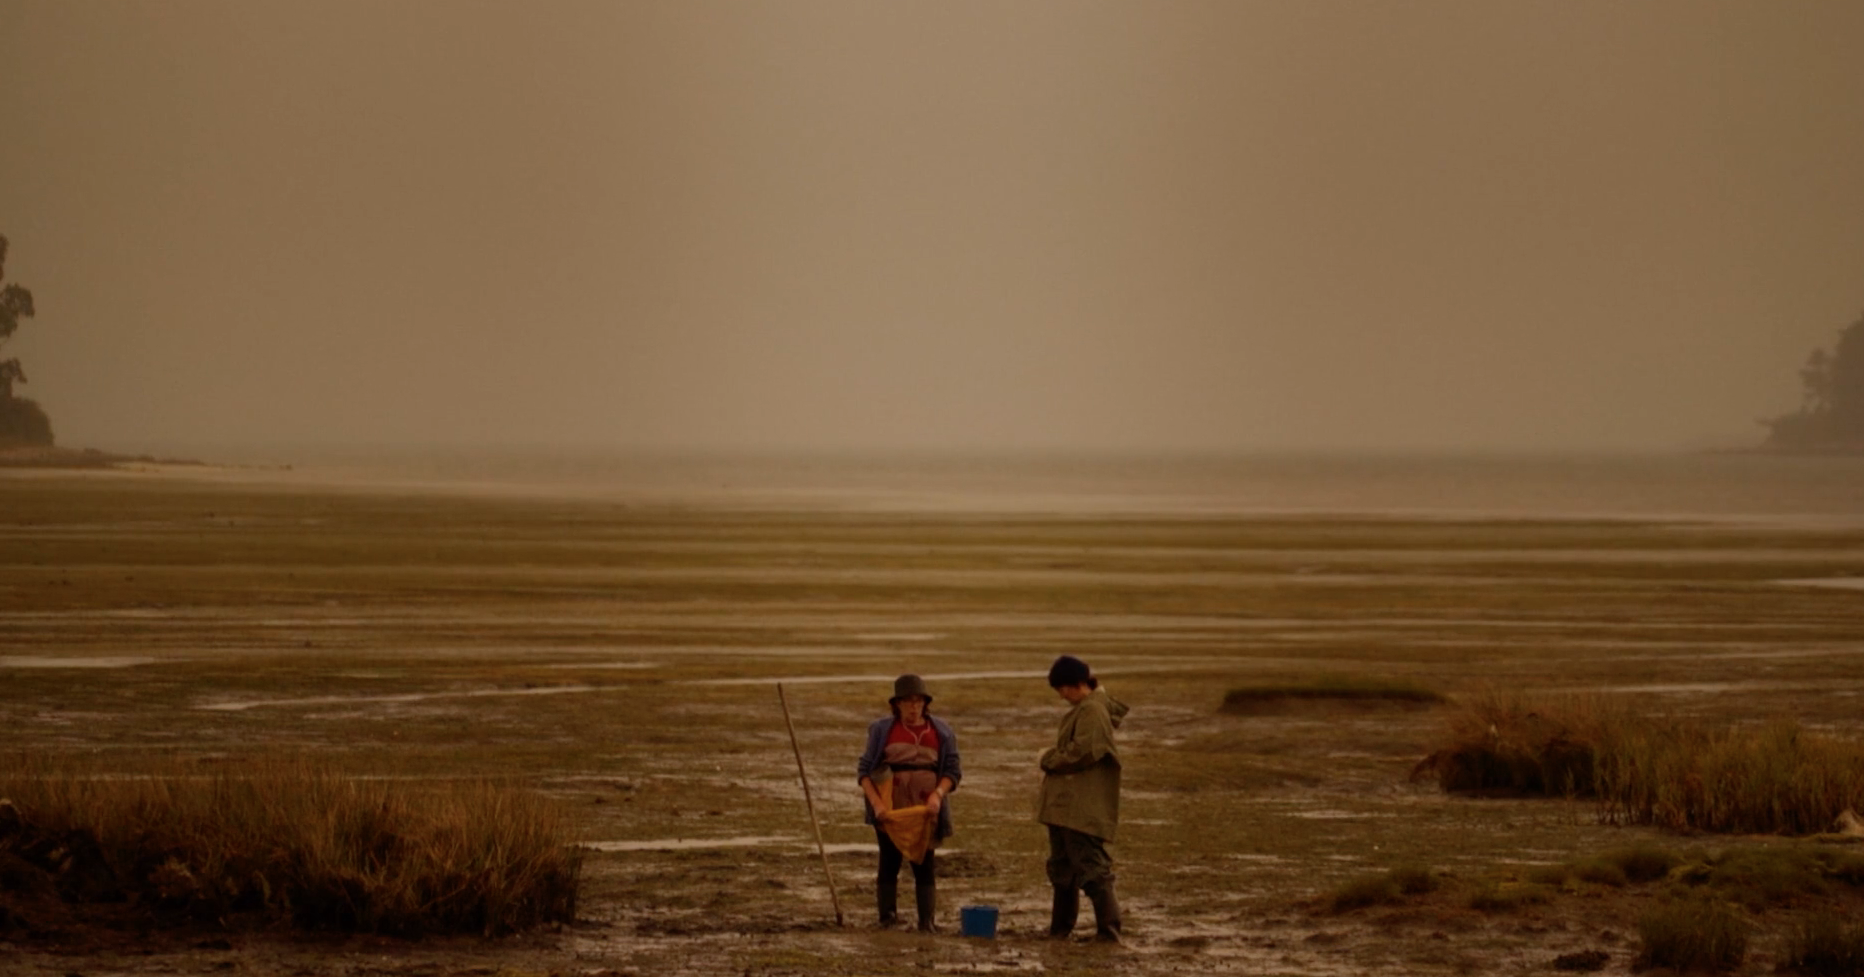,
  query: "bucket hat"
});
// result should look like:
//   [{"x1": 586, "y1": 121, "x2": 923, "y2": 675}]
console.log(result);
[{"x1": 890, "y1": 673, "x2": 933, "y2": 704}]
